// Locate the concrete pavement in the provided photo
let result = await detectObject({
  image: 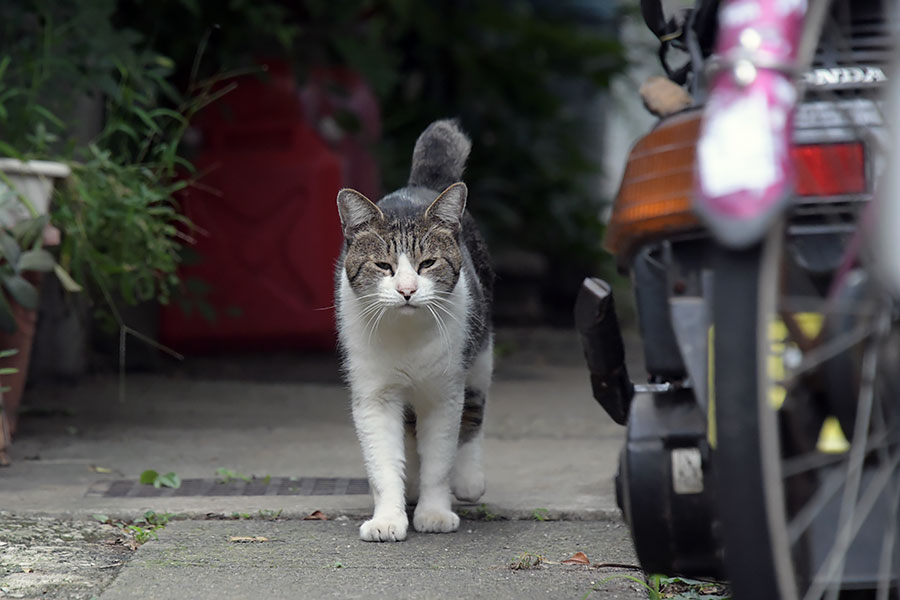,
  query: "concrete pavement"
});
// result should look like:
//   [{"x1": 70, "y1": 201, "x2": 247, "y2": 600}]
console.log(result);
[{"x1": 0, "y1": 327, "x2": 650, "y2": 599}]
